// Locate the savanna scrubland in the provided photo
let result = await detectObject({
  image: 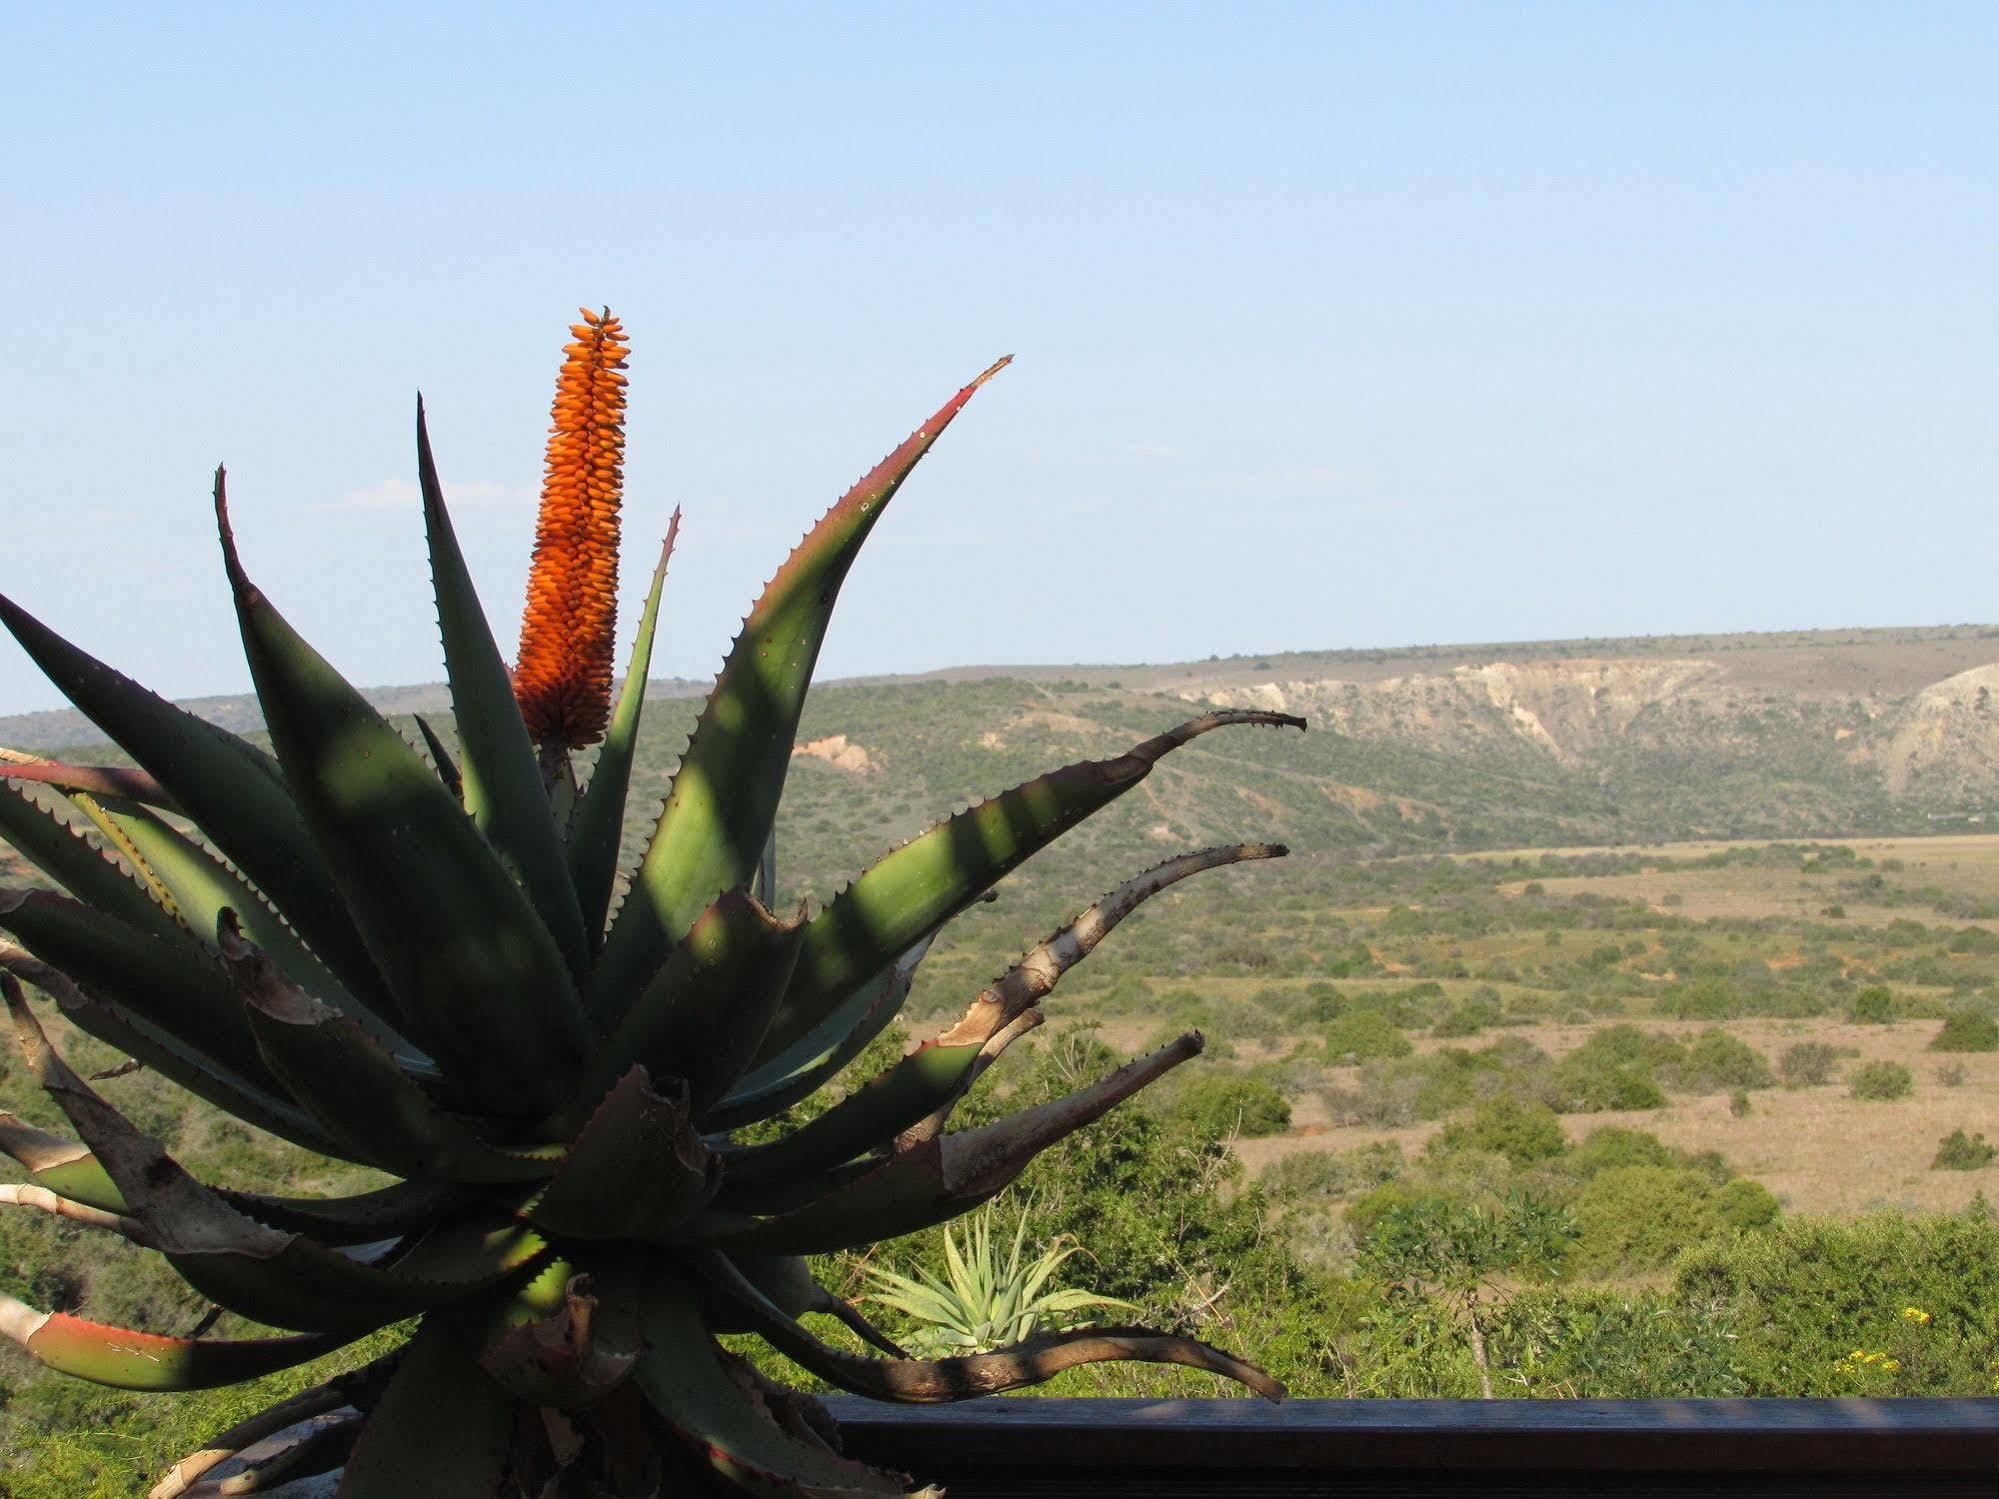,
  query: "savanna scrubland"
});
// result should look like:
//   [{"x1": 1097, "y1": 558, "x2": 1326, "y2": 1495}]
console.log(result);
[{"x1": 10, "y1": 627, "x2": 1999, "y2": 1490}]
